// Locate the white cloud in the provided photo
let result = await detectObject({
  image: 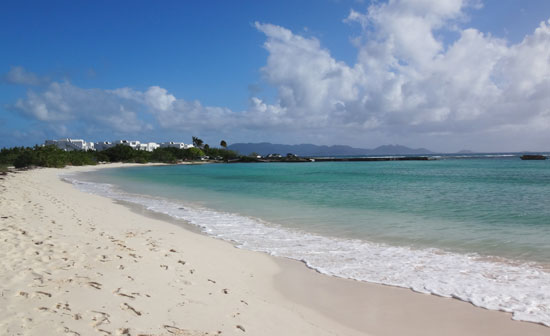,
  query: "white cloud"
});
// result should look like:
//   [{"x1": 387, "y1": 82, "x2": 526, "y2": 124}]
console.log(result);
[
  {"x1": 3, "y1": 66, "x2": 48, "y2": 85},
  {"x1": 13, "y1": 81, "x2": 148, "y2": 133},
  {"x1": 250, "y1": 0, "x2": 550, "y2": 149},
  {"x1": 8, "y1": 1, "x2": 550, "y2": 151}
]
